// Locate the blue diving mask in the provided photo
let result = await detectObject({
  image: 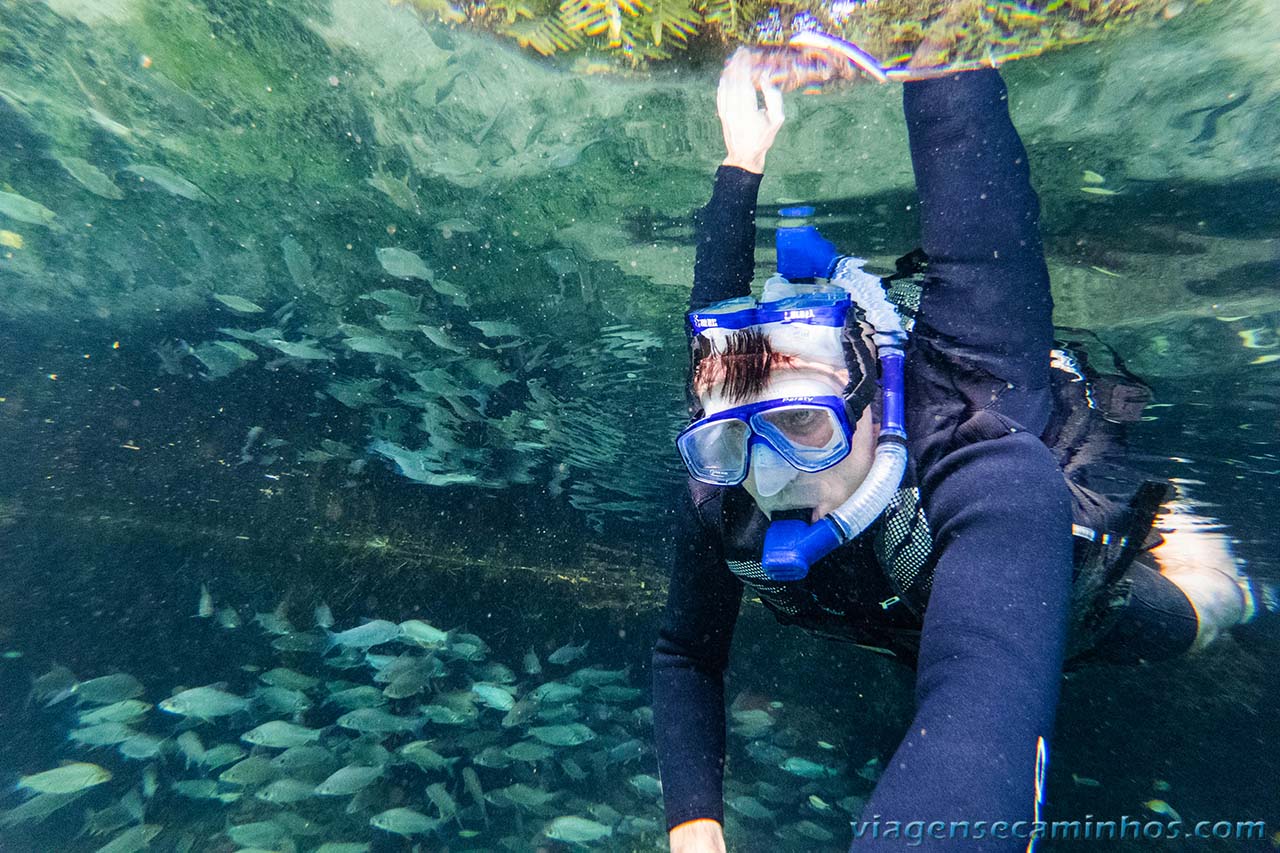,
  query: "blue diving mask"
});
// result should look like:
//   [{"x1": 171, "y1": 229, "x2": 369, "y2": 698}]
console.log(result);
[
  {"x1": 677, "y1": 395, "x2": 854, "y2": 488},
  {"x1": 683, "y1": 223, "x2": 909, "y2": 581}
]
